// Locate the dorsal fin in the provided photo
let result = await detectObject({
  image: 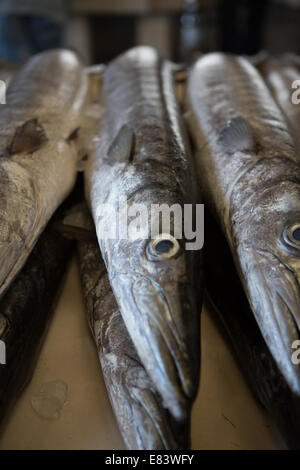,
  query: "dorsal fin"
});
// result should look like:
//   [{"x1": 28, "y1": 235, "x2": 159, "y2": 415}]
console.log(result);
[
  {"x1": 9, "y1": 118, "x2": 48, "y2": 155},
  {"x1": 219, "y1": 116, "x2": 256, "y2": 153},
  {"x1": 107, "y1": 125, "x2": 134, "y2": 162}
]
